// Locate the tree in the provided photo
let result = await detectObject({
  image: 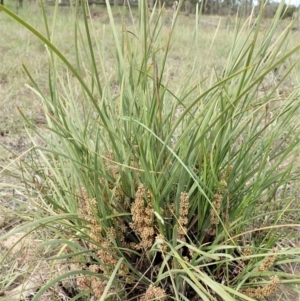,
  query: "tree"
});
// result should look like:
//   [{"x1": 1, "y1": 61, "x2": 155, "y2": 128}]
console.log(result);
[
  {"x1": 184, "y1": 0, "x2": 191, "y2": 16},
  {"x1": 209, "y1": 0, "x2": 213, "y2": 14},
  {"x1": 215, "y1": 0, "x2": 220, "y2": 14},
  {"x1": 244, "y1": 0, "x2": 248, "y2": 17}
]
